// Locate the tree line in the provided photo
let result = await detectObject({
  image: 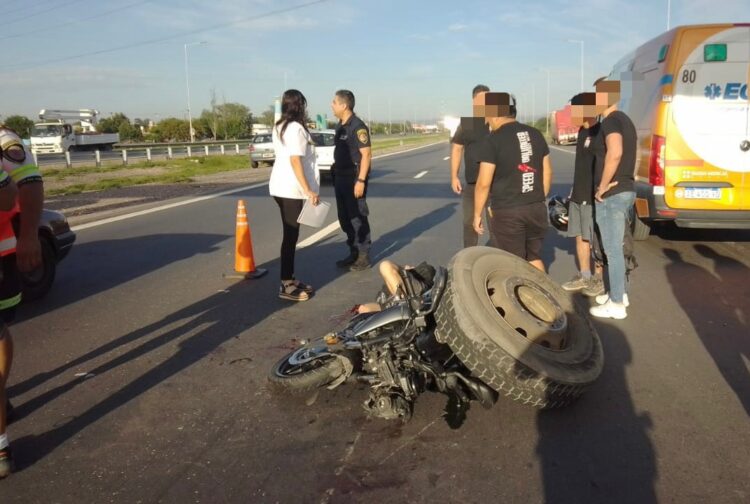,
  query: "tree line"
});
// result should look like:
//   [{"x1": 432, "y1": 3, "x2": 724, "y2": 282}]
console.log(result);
[{"x1": 3, "y1": 101, "x2": 438, "y2": 143}]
